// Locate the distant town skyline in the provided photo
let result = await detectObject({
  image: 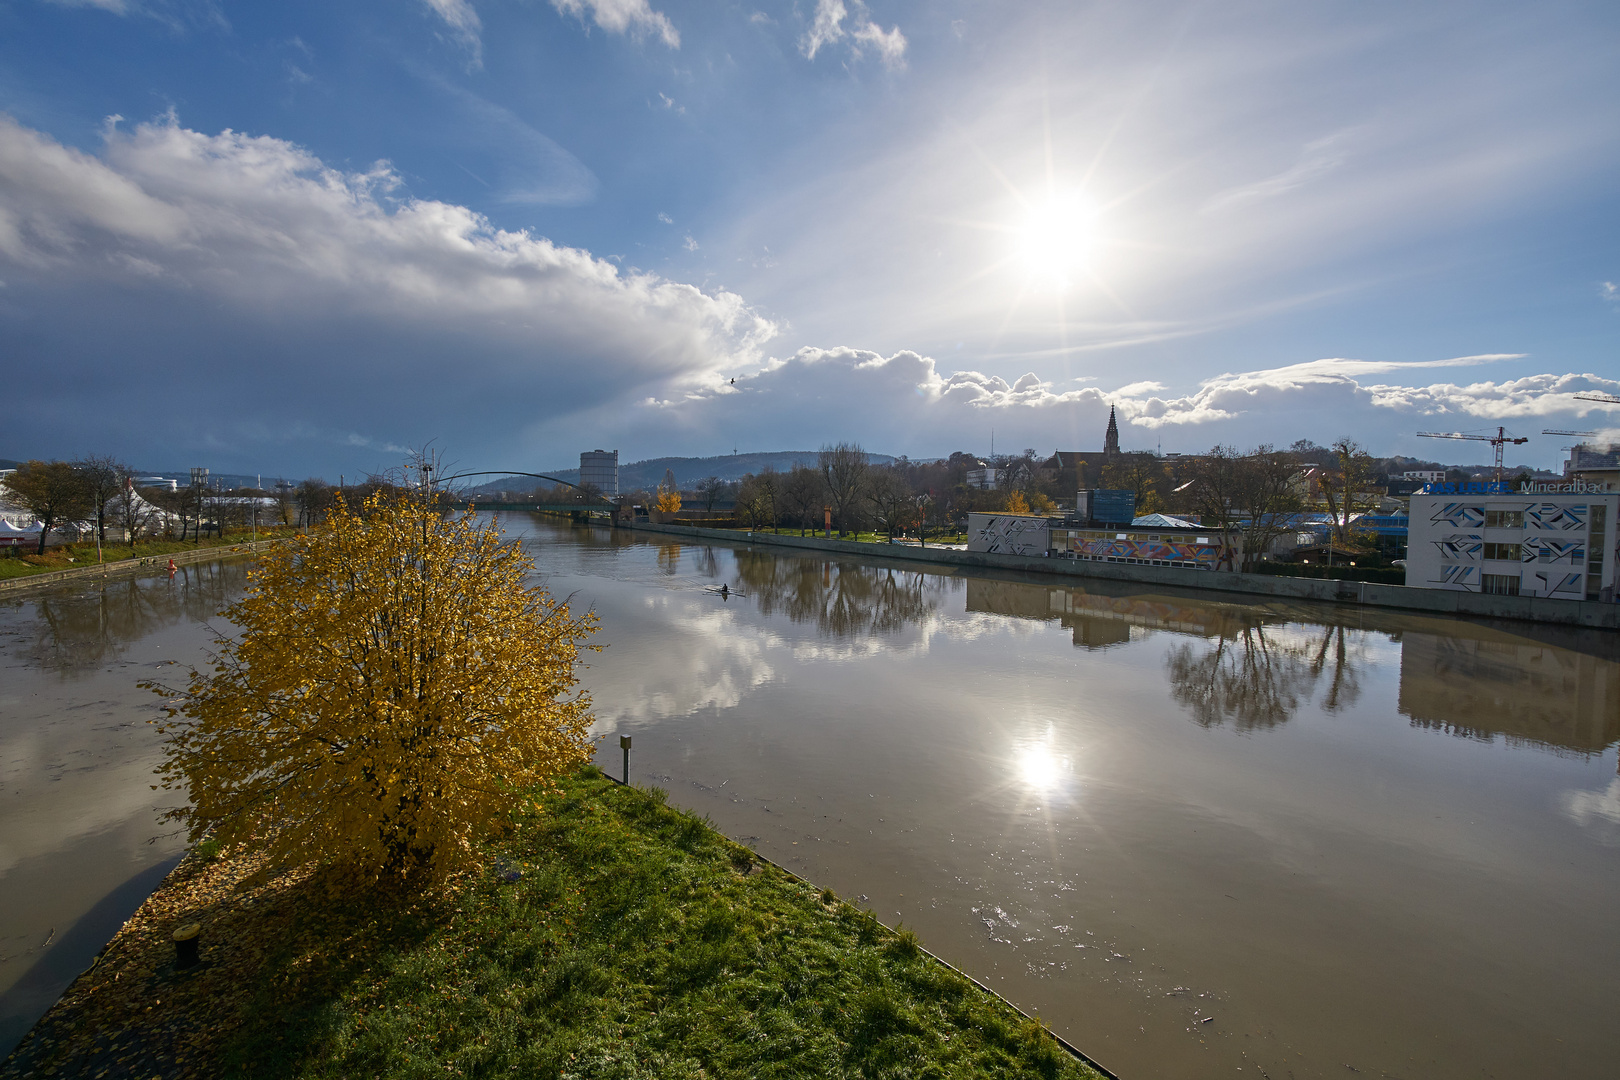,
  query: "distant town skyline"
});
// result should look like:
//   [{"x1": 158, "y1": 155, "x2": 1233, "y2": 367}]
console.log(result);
[{"x1": 1, "y1": 1, "x2": 1617, "y2": 477}]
